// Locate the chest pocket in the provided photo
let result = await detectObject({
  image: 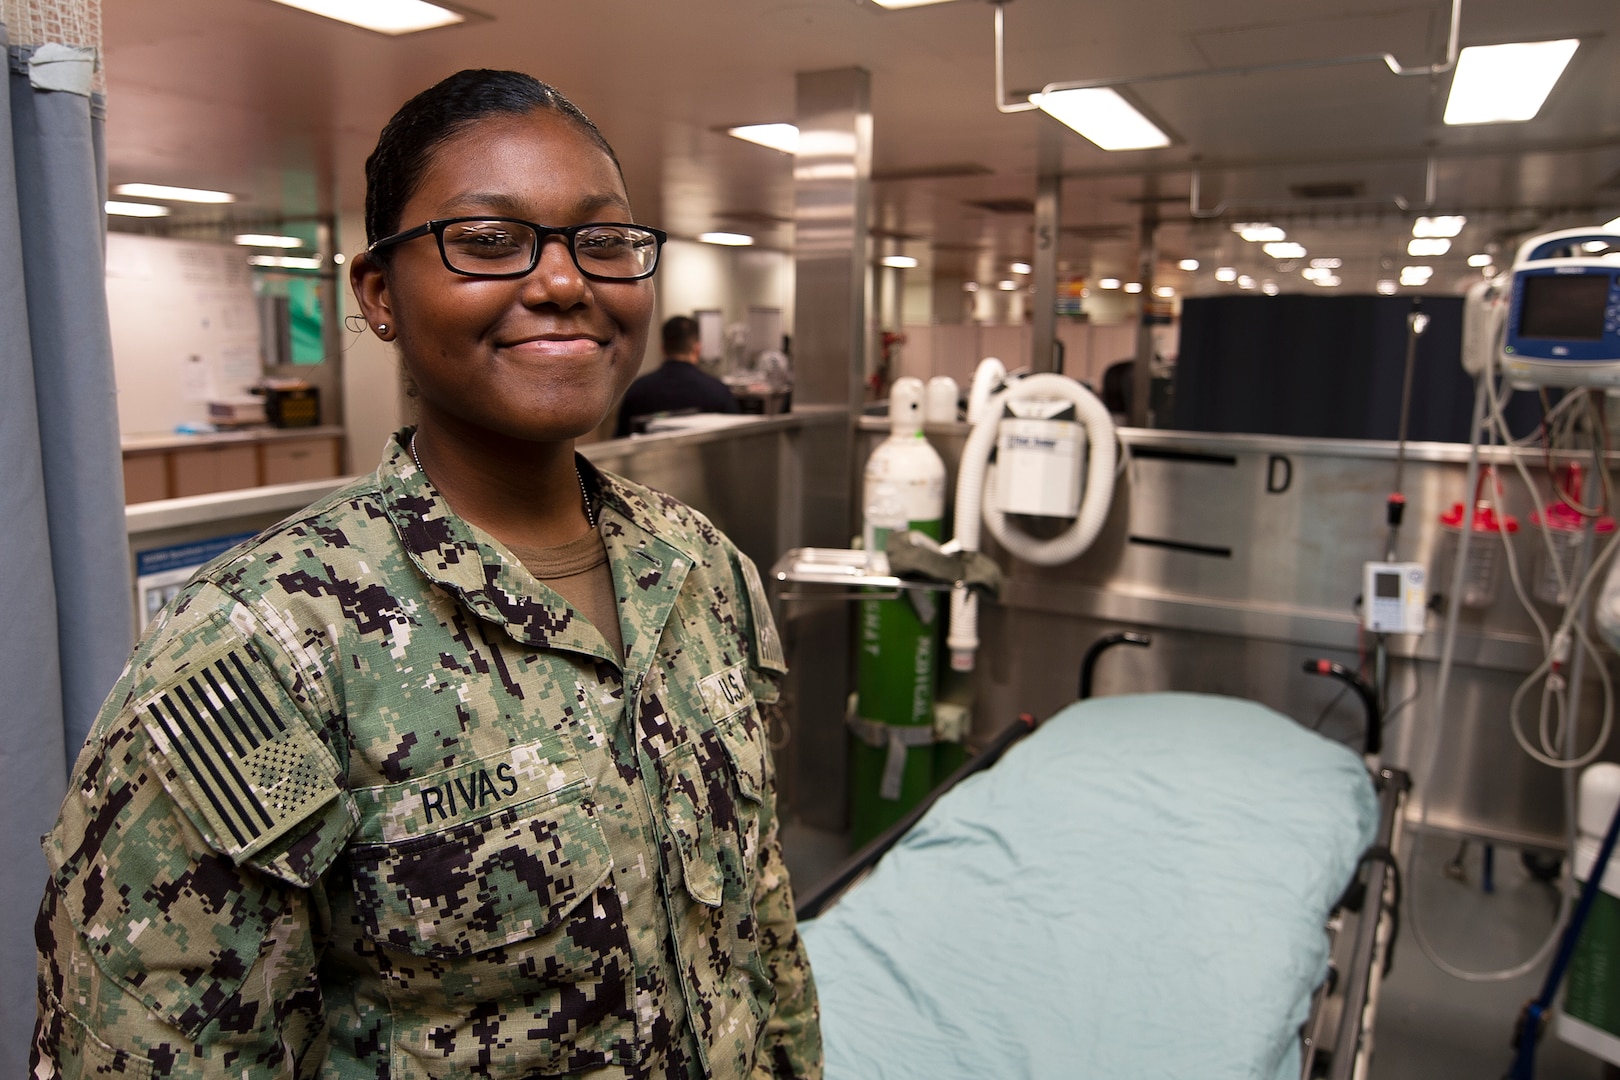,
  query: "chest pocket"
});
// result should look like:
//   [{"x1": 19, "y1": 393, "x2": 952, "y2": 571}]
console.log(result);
[
  {"x1": 656, "y1": 706, "x2": 769, "y2": 908},
  {"x1": 346, "y1": 740, "x2": 635, "y2": 1077}
]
